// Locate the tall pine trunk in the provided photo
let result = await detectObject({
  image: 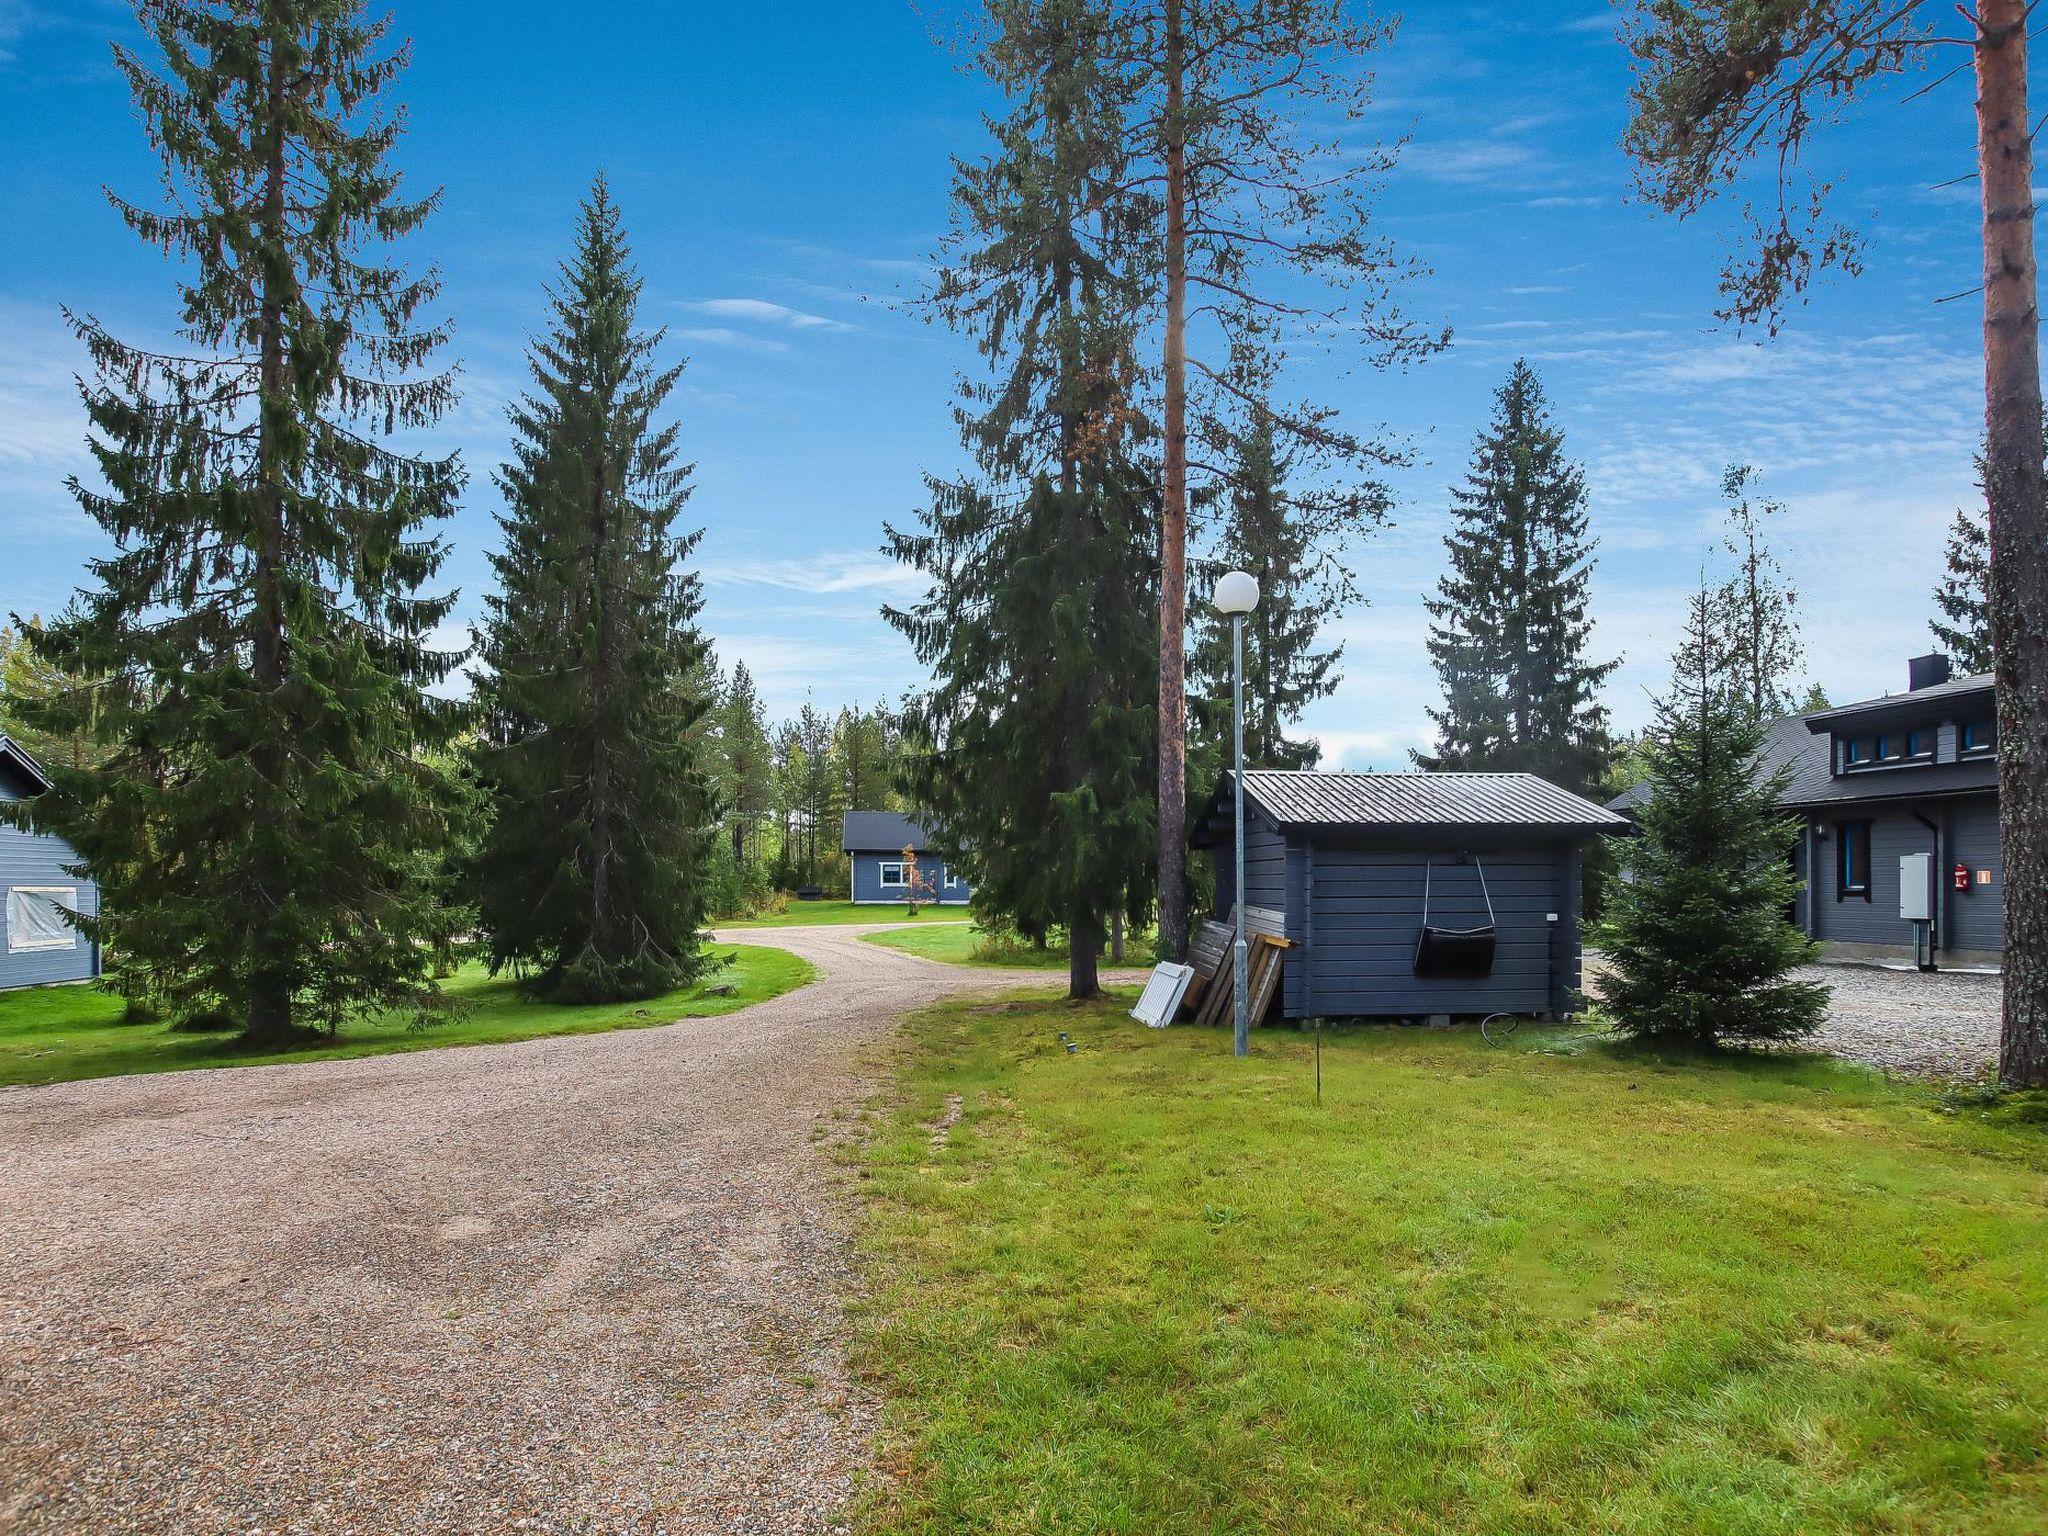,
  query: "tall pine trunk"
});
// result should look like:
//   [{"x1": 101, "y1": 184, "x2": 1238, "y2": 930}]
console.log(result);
[
  {"x1": 1977, "y1": 2, "x2": 2048, "y2": 1086},
  {"x1": 1156, "y1": 0, "x2": 1190, "y2": 961}
]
